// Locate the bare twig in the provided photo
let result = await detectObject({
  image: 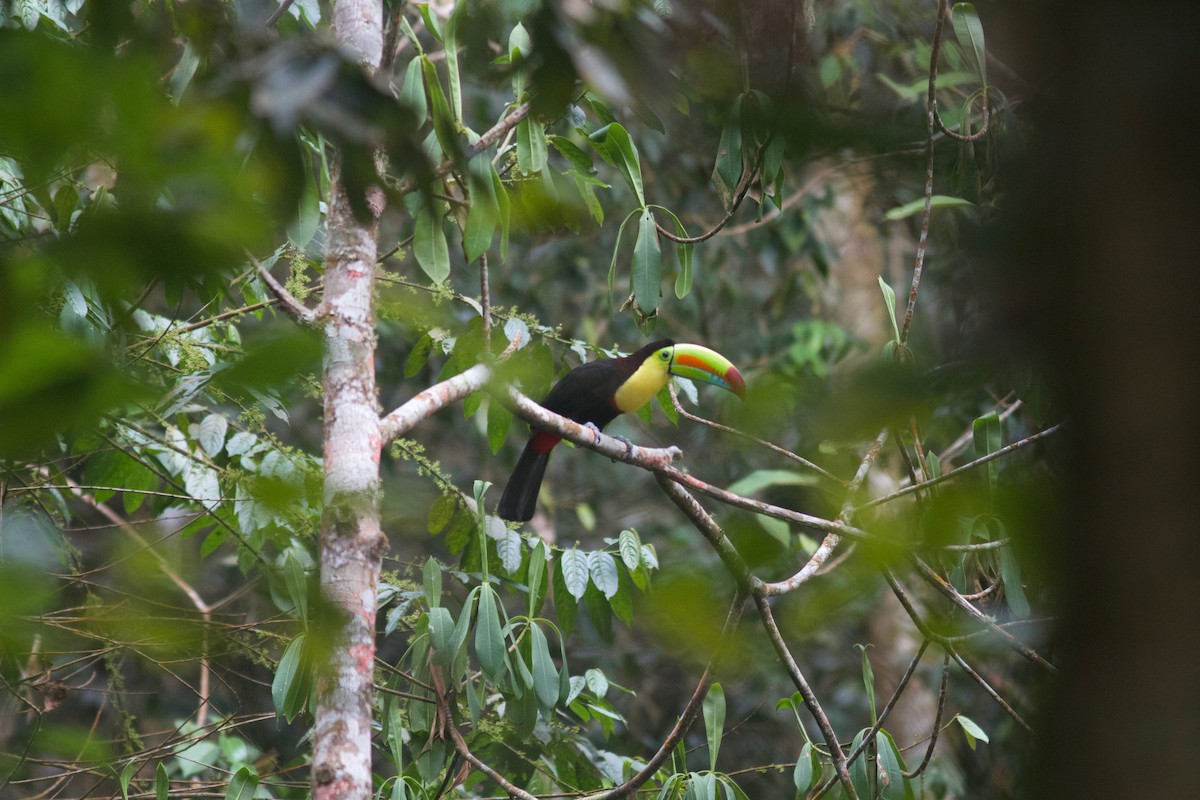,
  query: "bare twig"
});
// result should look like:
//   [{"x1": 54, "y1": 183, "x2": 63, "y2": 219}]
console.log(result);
[
  {"x1": 904, "y1": 650, "x2": 951, "y2": 778},
  {"x1": 899, "y1": 0, "x2": 948, "y2": 345},
  {"x1": 668, "y1": 384, "x2": 844, "y2": 484},
  {"x1": 264, "y1": 0, "x2": 297, "y2": 28},
  {"x1": 911, "y1": 556, "x2": 1056, "y2": 673},
  {"x1": 812, "y1": 640, "x2": 933, "y2": 799},
  {"x1": 253, "y1": 255, "x2": 318, "y2": 324},
  {"x1": 948, "y1": 647, "x2": 1033, "y2": 734},
  {"x1": 754, "y1": 593, "x2": 858, "y2": 799},
  {"x1": 855, "y1": 422, "x2": 1063, "y2": 514}
]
